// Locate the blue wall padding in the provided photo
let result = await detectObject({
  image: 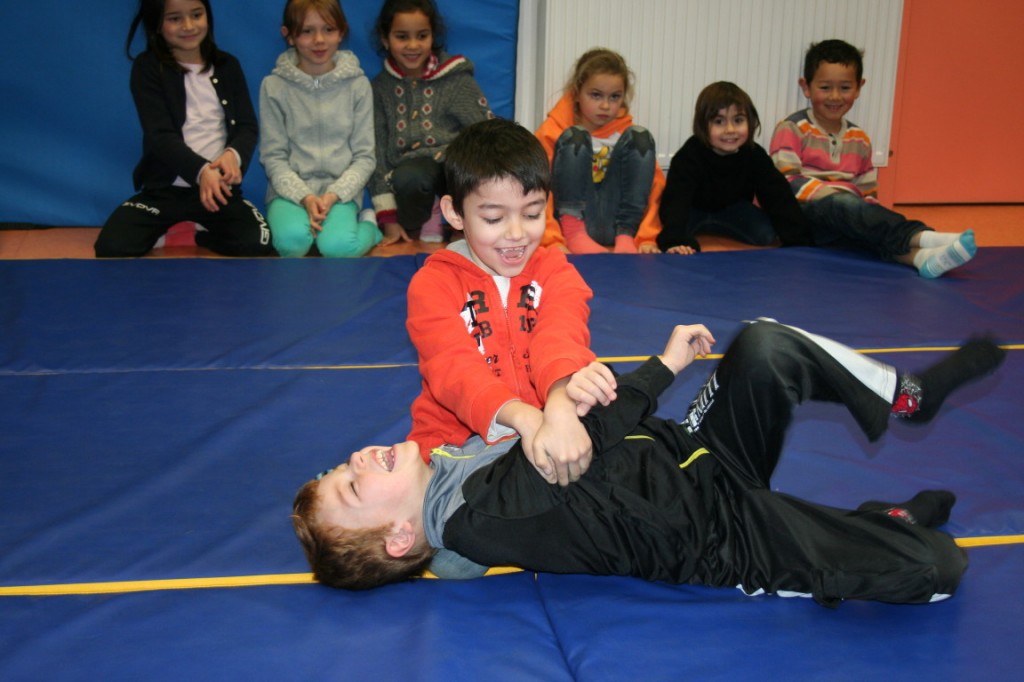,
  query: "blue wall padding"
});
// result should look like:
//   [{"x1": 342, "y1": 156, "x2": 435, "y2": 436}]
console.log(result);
[{"x1": 0, "y1": 0, "x2": 518, "y2": 227}]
